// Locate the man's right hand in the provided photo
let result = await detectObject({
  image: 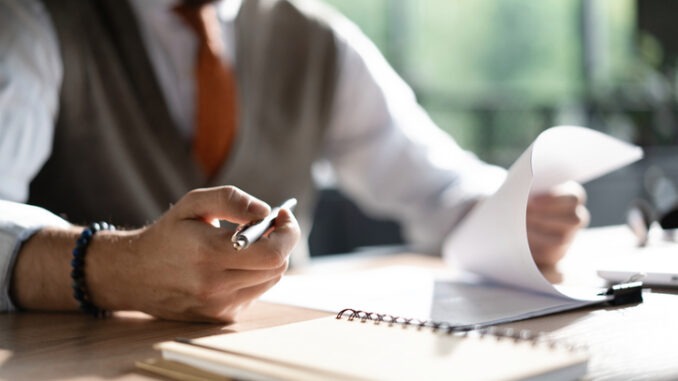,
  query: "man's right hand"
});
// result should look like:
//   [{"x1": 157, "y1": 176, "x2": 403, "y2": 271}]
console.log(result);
[{"x1": 11, "y1": 186, "x2": 300, "y2": 323}]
